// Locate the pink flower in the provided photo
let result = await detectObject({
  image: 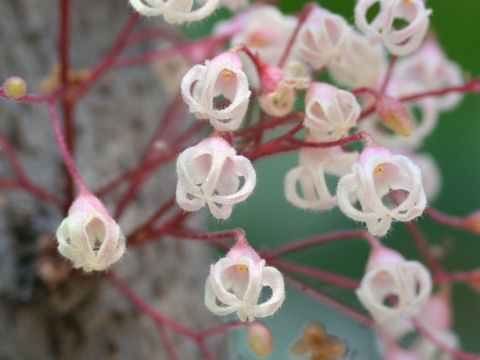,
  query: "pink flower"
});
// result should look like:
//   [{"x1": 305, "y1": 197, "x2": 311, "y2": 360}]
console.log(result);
[
  {"x1": 337, "y1": 145, "x2": 426, "y2": 236},
  {"x1": 295, "y1": 6, "x2": 351, "y2": 70},
  {"x1": 176, "y1": 137, "x2": 256, "y2": 219},
  {"x1": 355, "y1": 0, "x2": 432, "y2": 56},
  {"x1": 304, "y1": 83, "x2": 360, "y2": 141},
  {"x1": 329, "y1": 30, "x2": 387, "y2": 88},
  {"x1": 181, "y1": 52, "x2": 251, "y2": 131},
  {"x1": 231, "y1": 5, "x2": 297, "y2": 65},
  {"x1": 205, "y1": 236, "x2": 285, "y2": 321},
  {"x1": 56, "y1": 191, "x2": 126, "y2": 272},
  {"x1": 356, "y1": 245, "x2": 432, "y2": 324},
  {"x1": 394, "y1": 38, "x2": 464, "y2": 111}
]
